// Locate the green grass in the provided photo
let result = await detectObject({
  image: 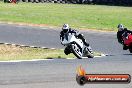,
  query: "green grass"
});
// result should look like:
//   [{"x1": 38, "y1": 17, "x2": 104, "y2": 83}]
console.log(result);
[
  {"x1": 0, "y1": 44, "x2": 100, "y2": 61},
  {"x1": 0, "y1": 44, "x2": 74, "y2": 61},
  {"x1": 0, "y1": 2, "x2": 132, "y2": 31}
]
